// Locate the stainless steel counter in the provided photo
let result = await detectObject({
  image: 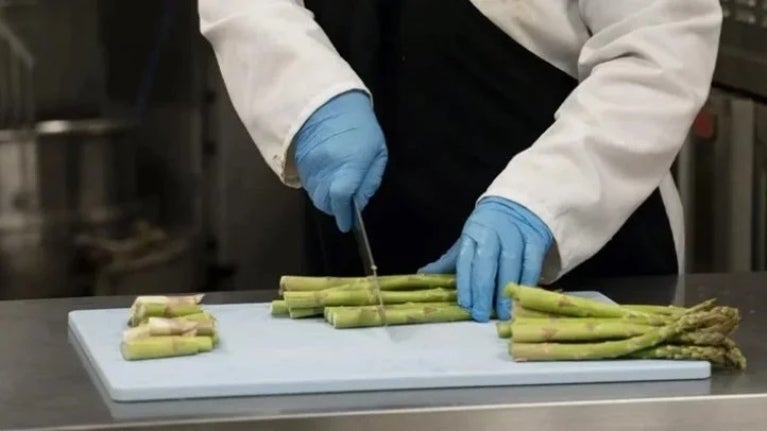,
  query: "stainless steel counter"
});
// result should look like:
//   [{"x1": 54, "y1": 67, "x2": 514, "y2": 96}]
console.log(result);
[{"x1": 1, "y1": 273, "x2": 766, "y2": 431}]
